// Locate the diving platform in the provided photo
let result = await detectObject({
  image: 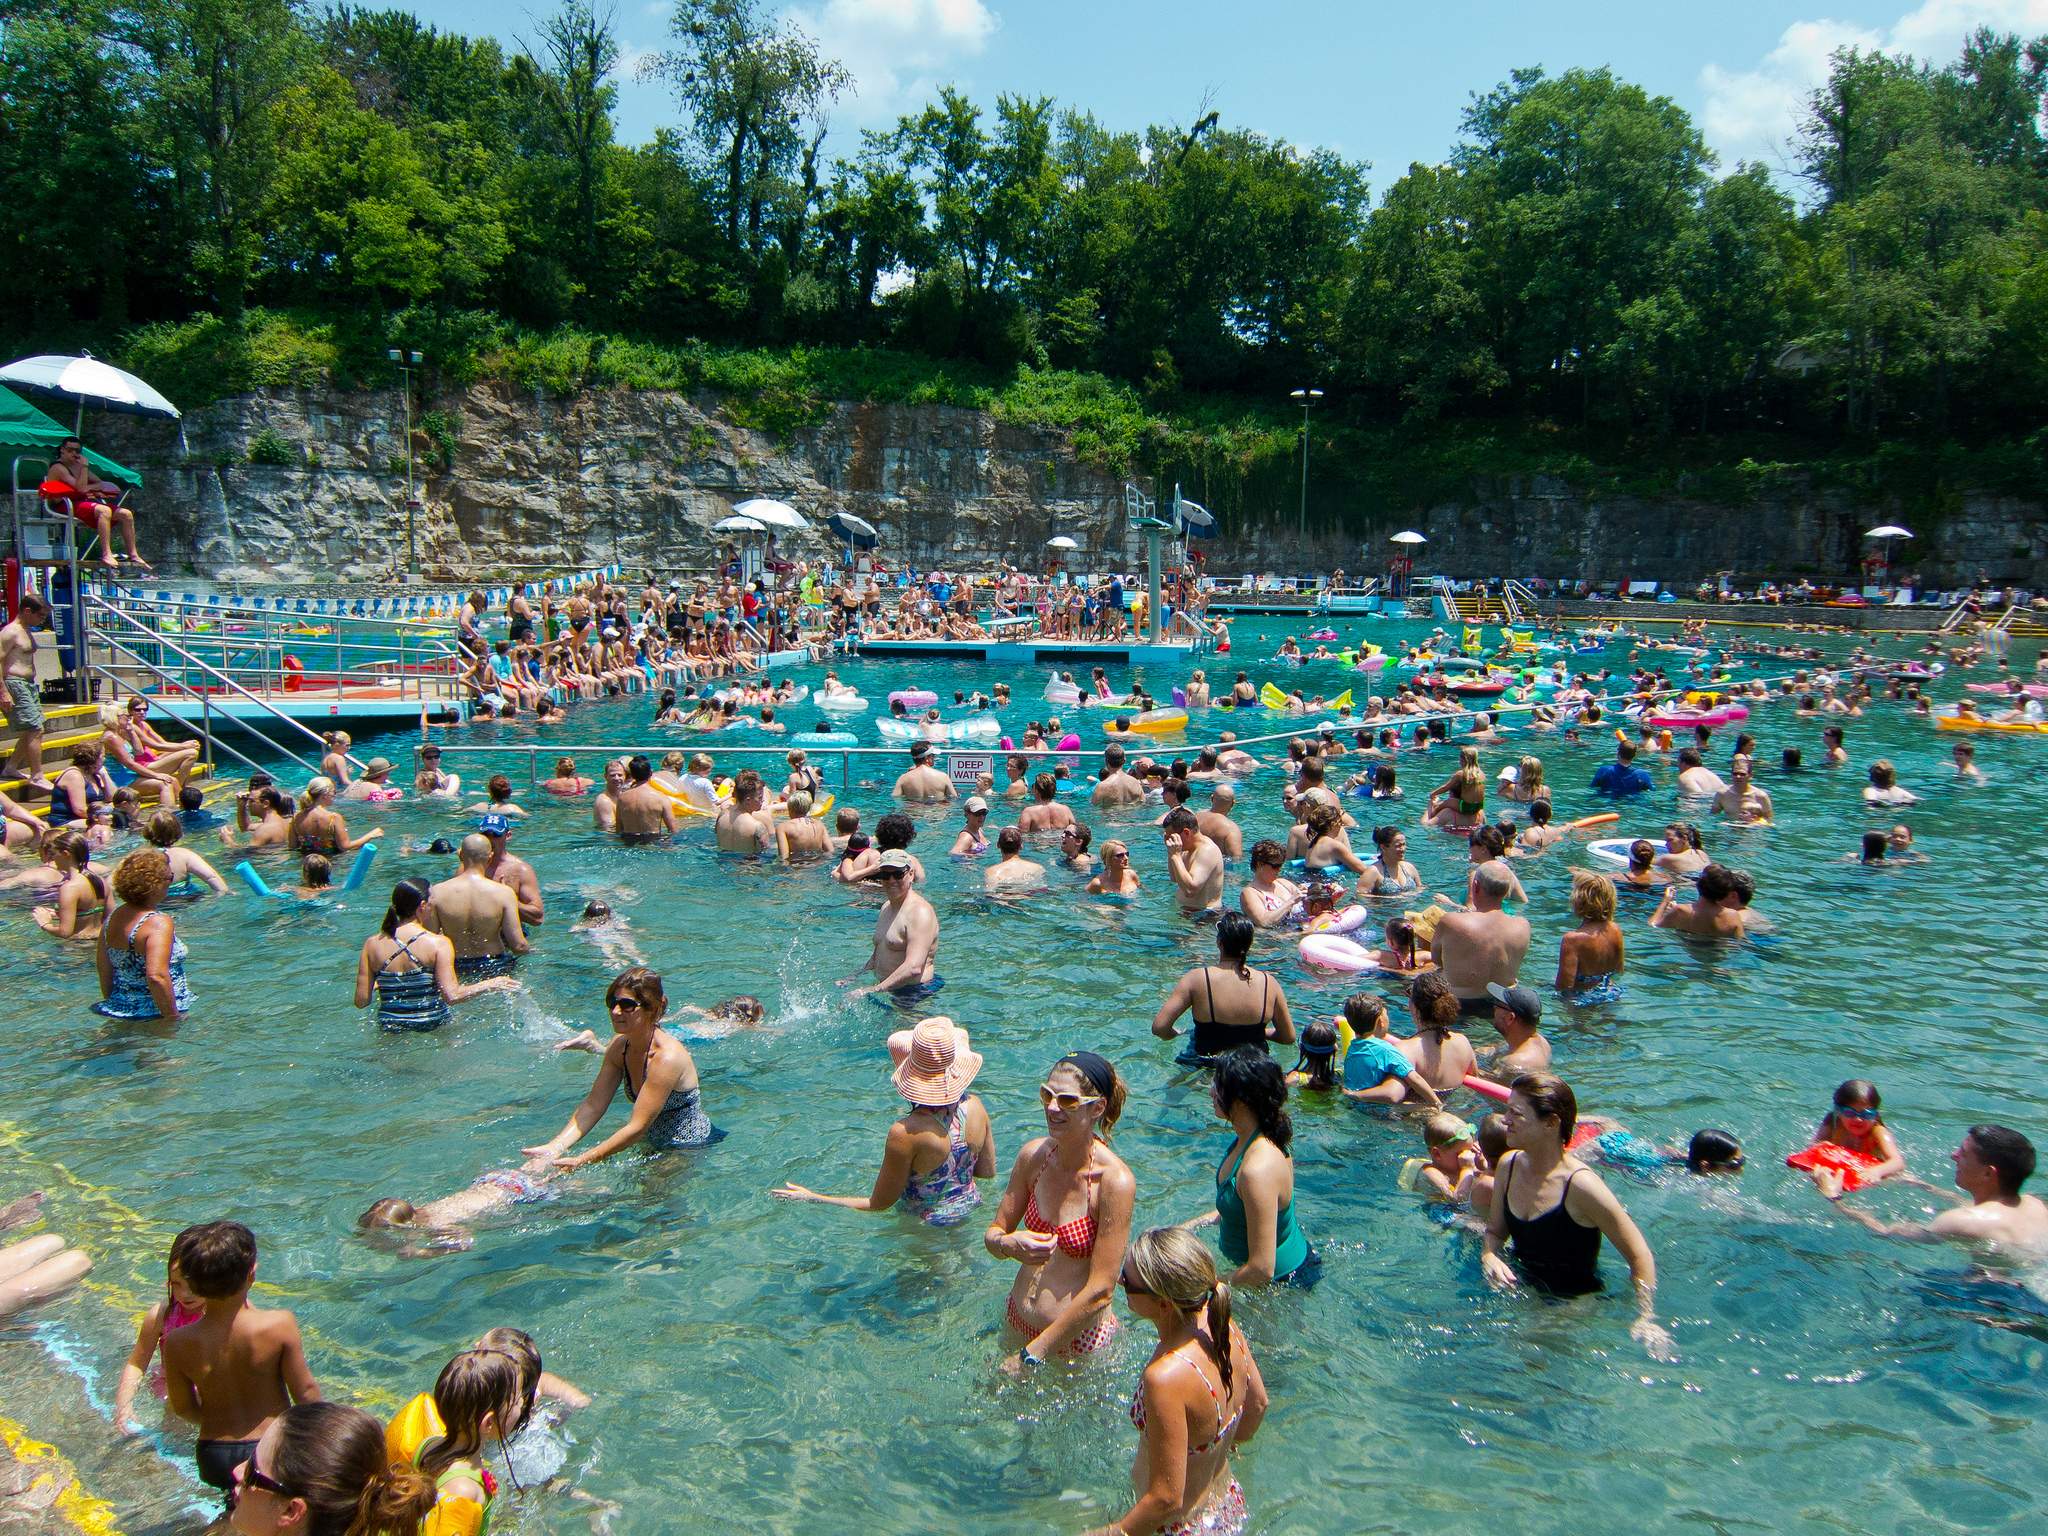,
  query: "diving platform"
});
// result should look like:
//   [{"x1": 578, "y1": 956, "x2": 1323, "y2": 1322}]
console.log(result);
[{"x1": 850, "y1": 636, "x2": 1206, "y2": 666}]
